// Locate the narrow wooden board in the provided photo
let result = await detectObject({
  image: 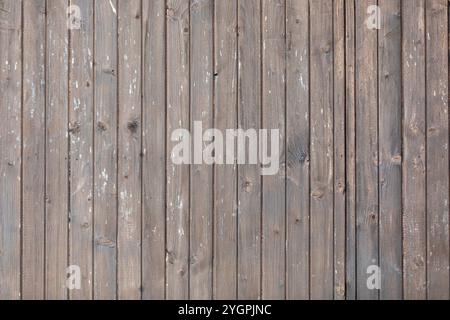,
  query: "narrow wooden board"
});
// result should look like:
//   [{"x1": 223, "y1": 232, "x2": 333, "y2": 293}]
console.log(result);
[
  {"x1": 237, "y1": 0, "x2": 262, "y2": 299},
  {"x1": 117, "y1": 0, "x2": 142, "y2": 300},
  {"x1": 93, "y1": 0, "x2": 118, "y2": 300},
  {"x1": 378, "y1": 0, "x2": 402, "y2": 300},
  {"x1": 68, "y1": 0, "x2": 94, "y2": 300},
  {"x1": 355, "y1": 0, "x2": 379, "y2": 300},
  {"x1": 0, "y1": 0, "x2": 22, "y2": 300},
  {"x1": 333, "y1": 0, "x2": 346, "y2": 300},
  {"x1": 189, "y1": 0, "x2": 214, "y2": 300},
  {"x1": 213, "y1": 0, "x2": 238, "y2": 299},
  {"x1": 166, "y1": 0, "x2": 190, "y2": 299},
  {"x1": 286, "y1": 0, "x2": 309, "y2": 300},
  {"x1": 310, "y1": 0, "x2": 334, "y2": 300},
  {"x1": 45, "y1": 0, "x2": 69, "y2": 299},
  {"x1": 425, "y1": 0, "x2": 449, "y2": 300},
  {"x1": 141, "y1": 0, "x2": 166, "y2": 300},
  {"x1": 345, "y1": 0, "x2": 357, "y2": 300},
  {"x1": 261, "y1": 0, "x2": 286, "y2": 300},
  {"x1": 22, "y1": 0, "x2": 46, "y2": 299},
  {"x1": 402, "y1": 0, "x2": 426, "y2": 300}
]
